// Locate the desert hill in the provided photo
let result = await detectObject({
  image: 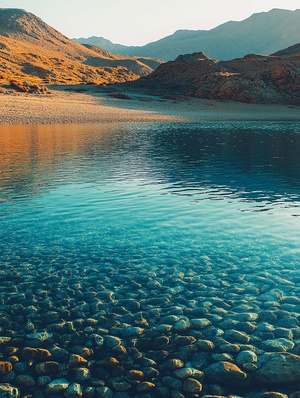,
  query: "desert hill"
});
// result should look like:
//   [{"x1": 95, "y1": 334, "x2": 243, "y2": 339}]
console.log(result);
[
  {"x1": 75, "y1": 9, "x2": 300, "y2": 61},
  {"x1": 0, "y1": 8, "x2": 162, "y2": 89},
  {"x1": 136, "y1": 45, "x2": 300, "y2": 105}
]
